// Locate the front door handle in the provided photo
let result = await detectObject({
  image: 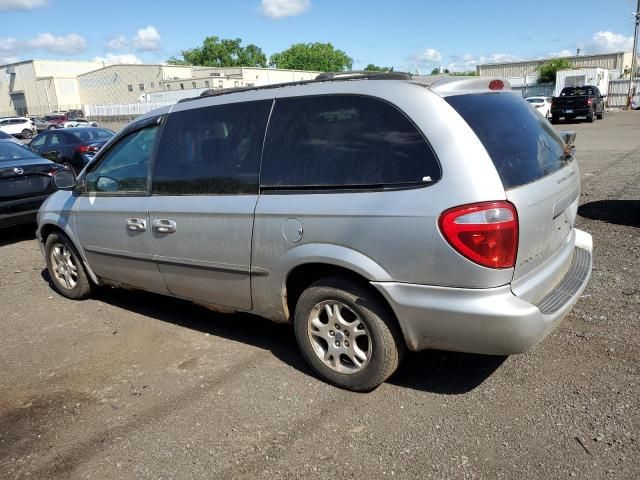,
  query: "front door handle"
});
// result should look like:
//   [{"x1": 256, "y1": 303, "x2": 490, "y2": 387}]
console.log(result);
[
  {"x1": 152, "y1": 219, "x2": 177, "y2": 234},
  {"x1": 126, "y1": 218, "x2": 147, "y2": 232}
]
